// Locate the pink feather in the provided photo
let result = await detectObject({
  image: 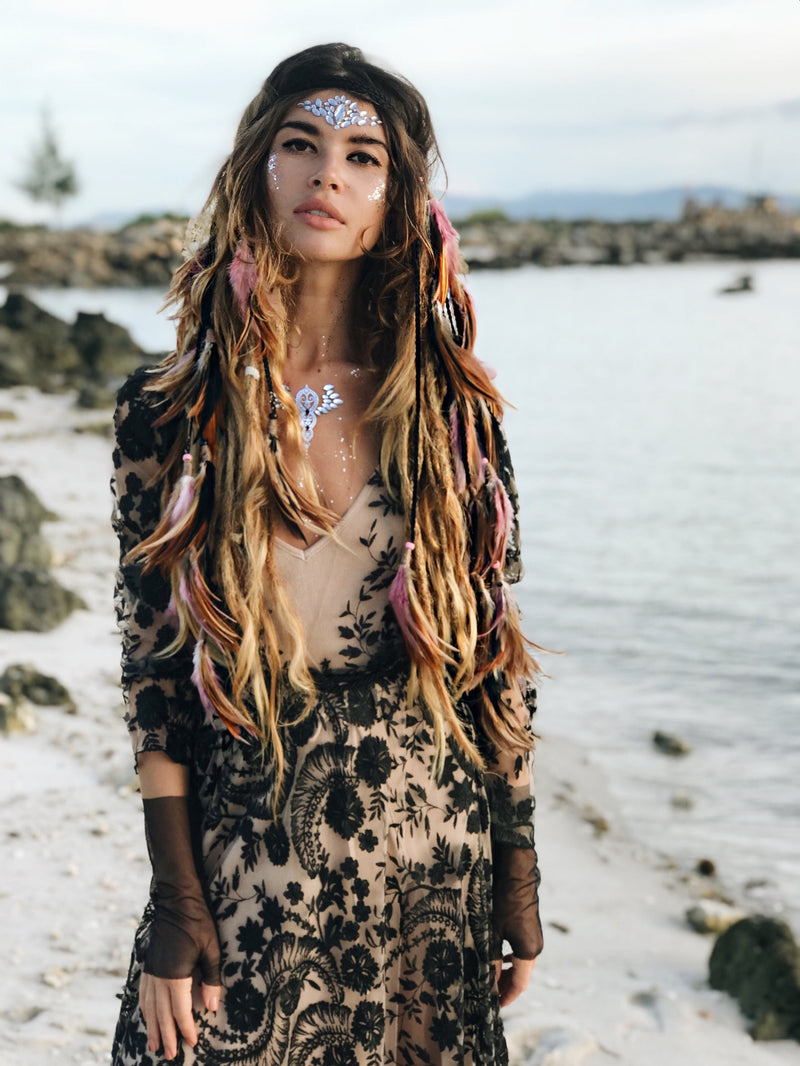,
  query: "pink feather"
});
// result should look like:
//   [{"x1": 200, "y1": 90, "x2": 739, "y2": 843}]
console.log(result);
[
  {"x1": 429, "y1": 199, "x2": 462, "y2": 304},
  {"x1": 228, "y1": 243, "x2": 258, "y2": 316},
  {"x1": 492, "y1": 479, "x2": 514, "y2": 565},
  {"x1": 473, "y1": 455, "x2": 488, "y2": 491},
  {"x1": 389, "y1": 544, "x2": 440, "y2": 664},
  {"x1": 169, "y1": 471, "x2": 196, "y2": 527},
  {"x1": 158, "y1": 346, "x2": 196, "y2": 388},
  {"x1": 191, "y1": 637, "x2": 218, "y2": 724},
  {"x1": 178, "y1": 570, "x2": 196, "y2": 617},
  {"x1": 429, "y1": 199, "x2": 460, "y2": 271}
]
